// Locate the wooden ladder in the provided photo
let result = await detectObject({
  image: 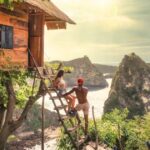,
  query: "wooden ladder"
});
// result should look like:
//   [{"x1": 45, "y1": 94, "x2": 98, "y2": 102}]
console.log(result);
[
  {"x1": 36, "y1": 67, "x2": 88, "y2": 149},
  {"x1": 29, "y1": 50, "x2": 88, "y2": 149}
]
